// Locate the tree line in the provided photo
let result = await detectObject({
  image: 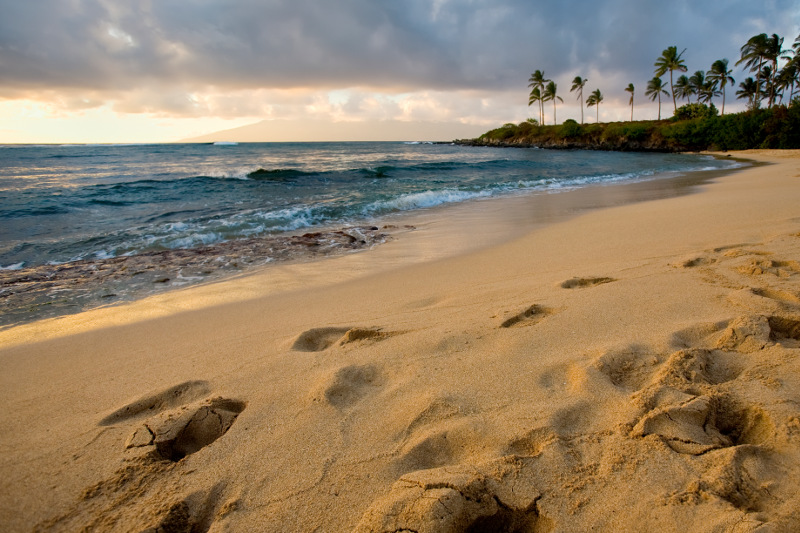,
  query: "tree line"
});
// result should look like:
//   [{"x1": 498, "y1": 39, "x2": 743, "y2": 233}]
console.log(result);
[{"x1": 527, "y1": 32, "x2": 800, "y2": 125}]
